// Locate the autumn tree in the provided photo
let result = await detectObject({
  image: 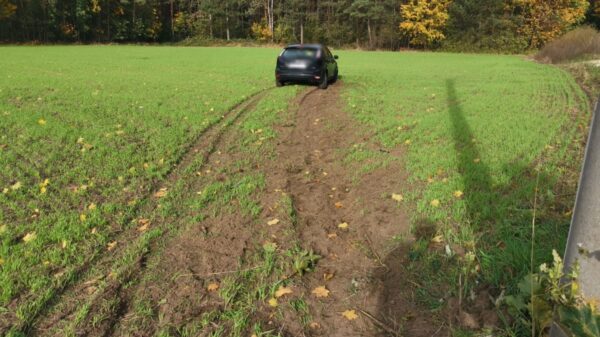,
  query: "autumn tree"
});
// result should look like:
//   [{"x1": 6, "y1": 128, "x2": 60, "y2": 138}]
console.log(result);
[
  {"x1": 399, "y1": 0, "x2": 452, "y2": 48},
  {"x1": 512, "y1": 0, "x2": 589, "y2": 48},
  {"x1": 0, "y1": 0, "x2": 16, "y2": 20}
]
